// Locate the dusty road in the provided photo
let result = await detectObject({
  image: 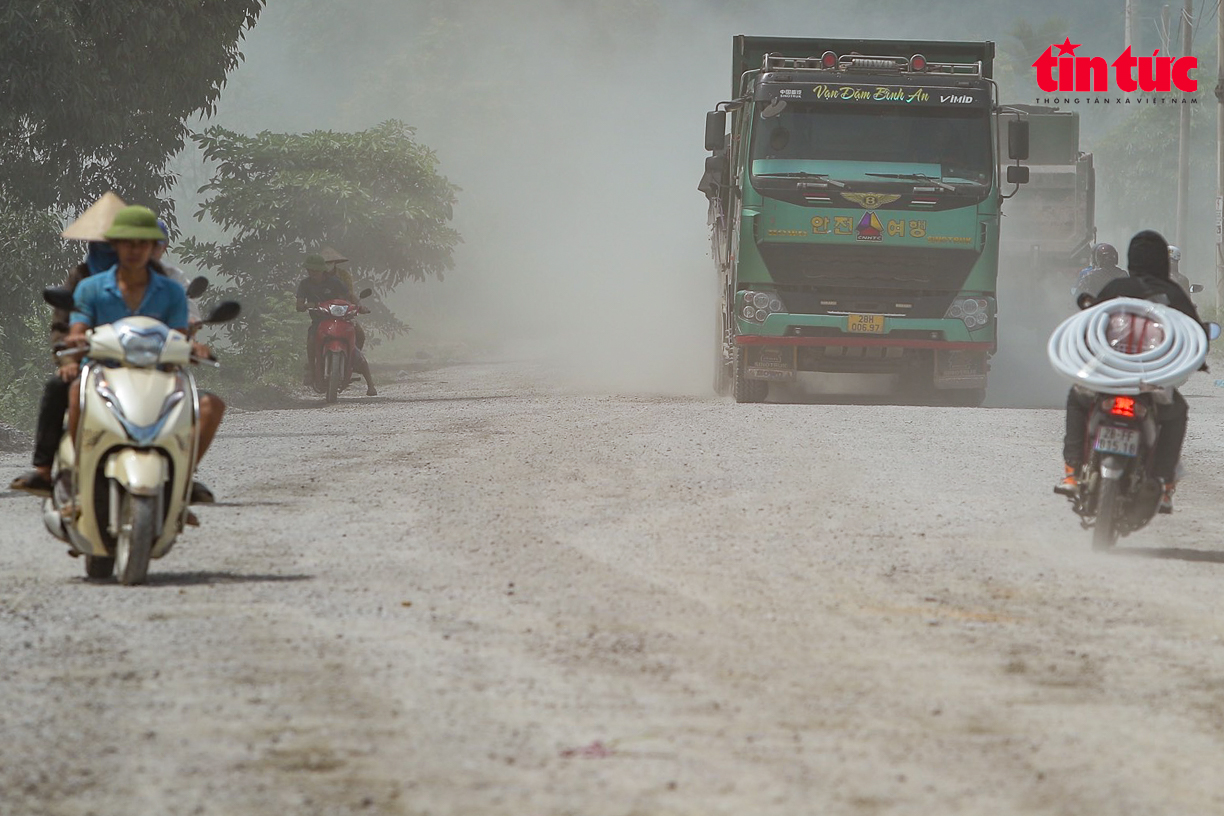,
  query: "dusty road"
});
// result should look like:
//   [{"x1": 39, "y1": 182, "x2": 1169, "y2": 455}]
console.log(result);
[{"x1": 4, "y1": 360, "x2": 1224, "y2": 815}]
